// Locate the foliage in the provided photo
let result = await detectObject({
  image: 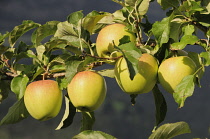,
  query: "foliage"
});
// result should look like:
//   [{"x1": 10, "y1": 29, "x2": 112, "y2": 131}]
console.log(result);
[{"x1": 1, "y1": 0, "x2": 210, "y2": 138}]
